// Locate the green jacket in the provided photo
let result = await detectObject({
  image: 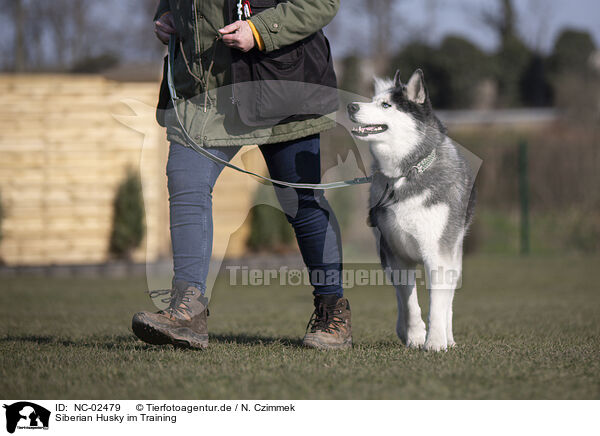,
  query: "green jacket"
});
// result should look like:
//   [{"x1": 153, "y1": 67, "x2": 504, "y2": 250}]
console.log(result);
[{"x1": 155, "y1": 0, "x2": 340, "y2": 147}]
